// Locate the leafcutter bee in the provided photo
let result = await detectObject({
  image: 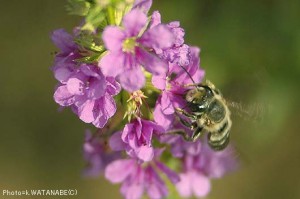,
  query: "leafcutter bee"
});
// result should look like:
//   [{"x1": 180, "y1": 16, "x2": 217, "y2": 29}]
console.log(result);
[{"x1": 176, "y1": 80, "x2": 231, "y2": 150}]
